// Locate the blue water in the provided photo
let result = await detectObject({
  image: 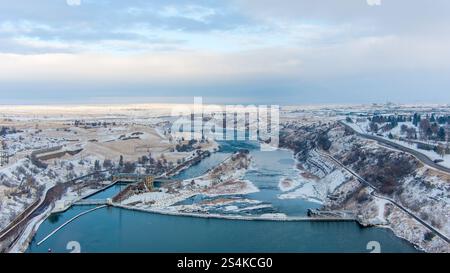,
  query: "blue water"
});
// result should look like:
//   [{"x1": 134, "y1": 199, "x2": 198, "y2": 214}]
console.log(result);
[
  {"x1": 244, "y1": 149, "x2": 322, "y2": 216},
  {"x1": 86, "y1": 183, "x2": 128, "y2": 200},
  {"x1": 26, "y1": 141, "x2": 418, "y2": 253},
  {"x1": 172, "y1": 152, "x2": 229, "y2": 180},
  {"x1": 171, "y1": 141, "x2": 257, "y2": 180},
  {"x1": 176, "y1": 141, "x2": 320, "y2": 216},
  {"x1": 27, "y1": 205, "x2": 417, "y2": 253}
]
